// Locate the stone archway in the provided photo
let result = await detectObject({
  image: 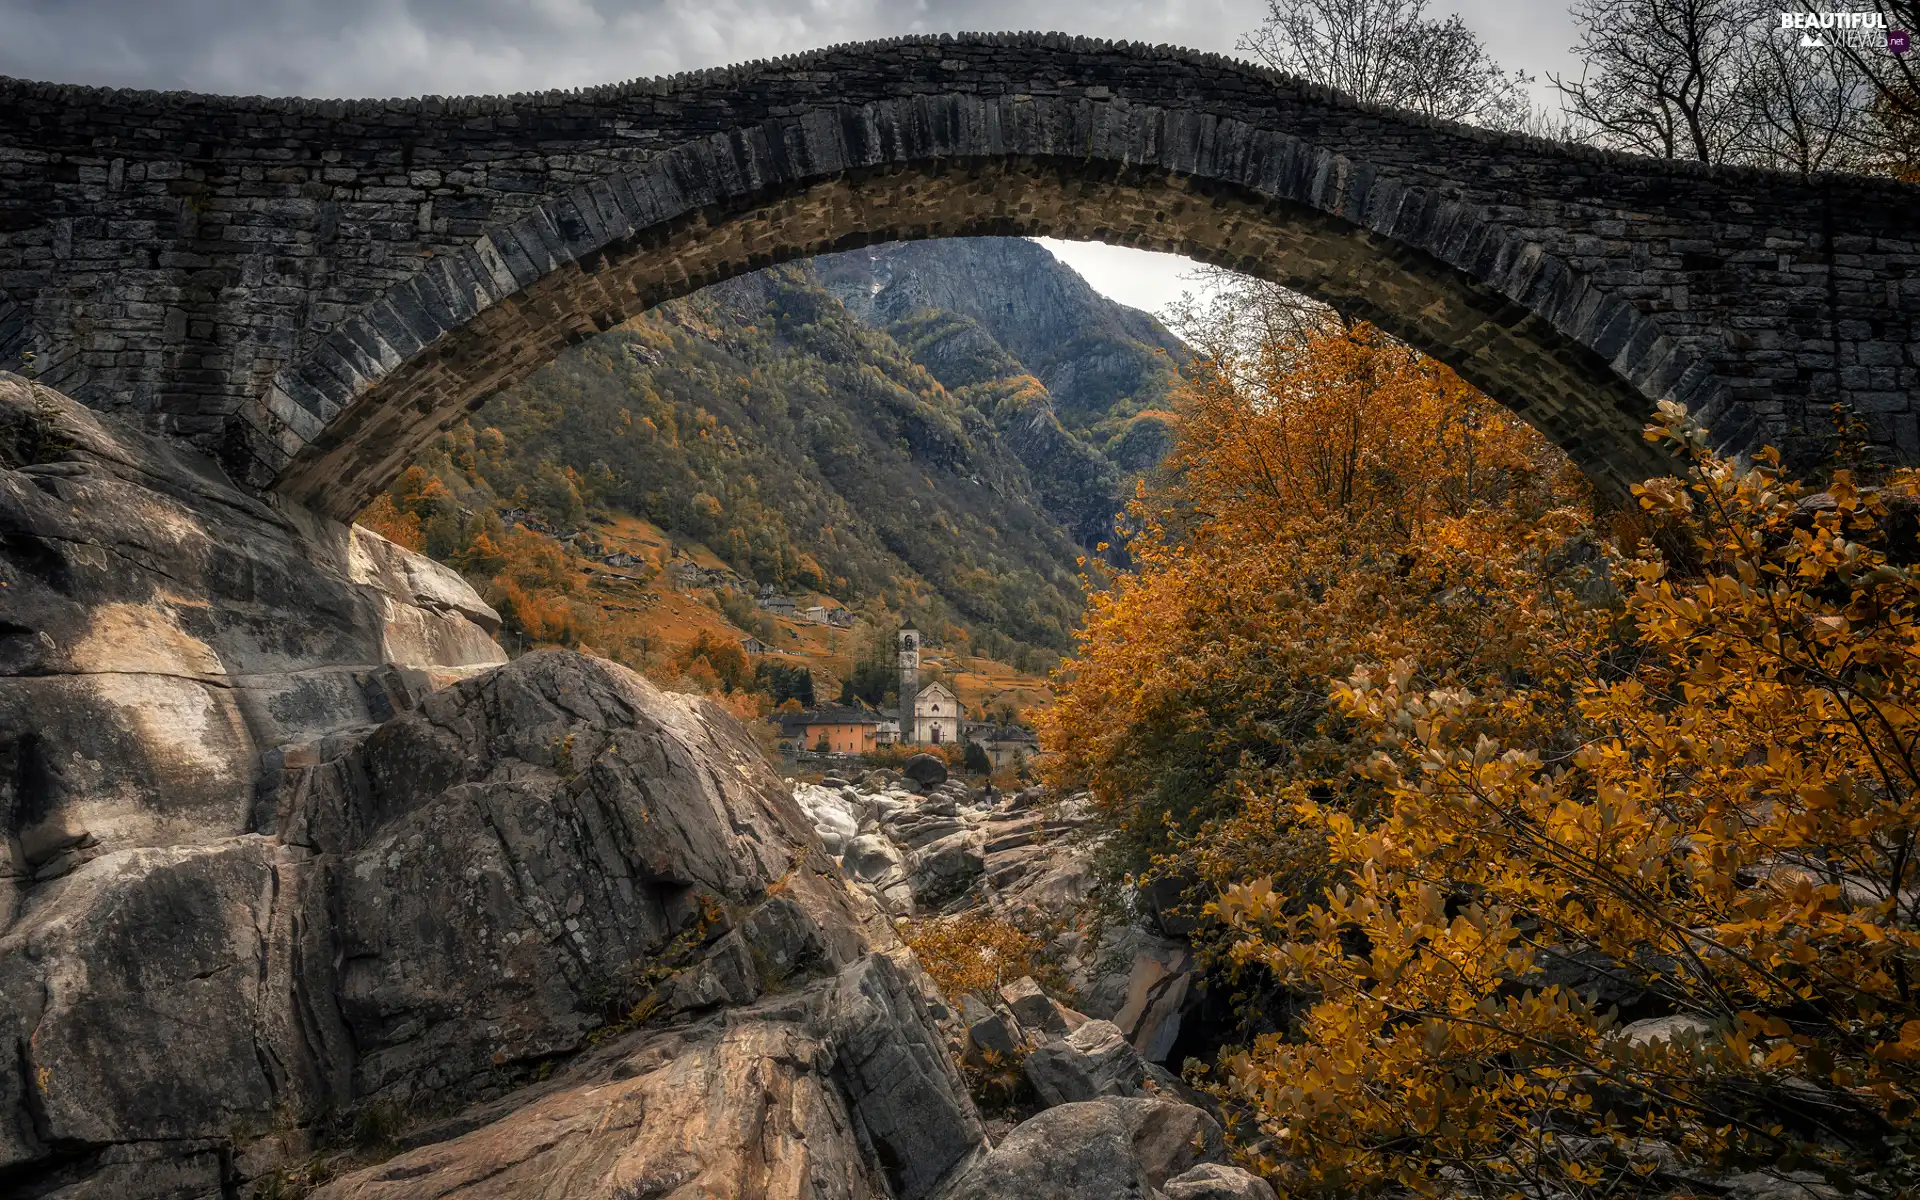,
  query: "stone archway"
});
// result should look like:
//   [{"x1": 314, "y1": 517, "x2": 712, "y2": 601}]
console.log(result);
[
  {"x1": 1, "y1": 35, "x2": 1910, "y2": 502},
  {"x1": 244, "y1": 135, "x2": 1703, "y2": 518}
]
